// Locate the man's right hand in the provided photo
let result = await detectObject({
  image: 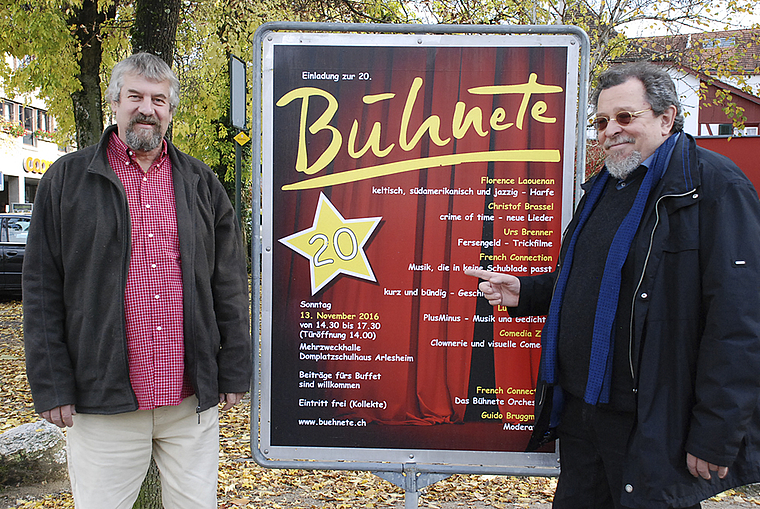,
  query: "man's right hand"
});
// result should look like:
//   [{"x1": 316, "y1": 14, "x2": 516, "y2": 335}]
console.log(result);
[
  {"x1": 41, "y1": 405, "x2": 76, "y2": 428},
  {"x1": 464, "y1": 268, "x2": 521, "y2": 307}
]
